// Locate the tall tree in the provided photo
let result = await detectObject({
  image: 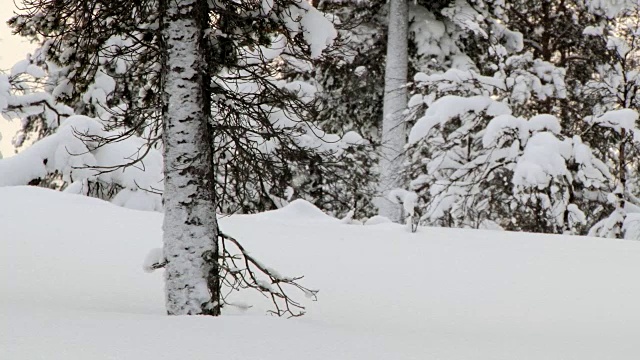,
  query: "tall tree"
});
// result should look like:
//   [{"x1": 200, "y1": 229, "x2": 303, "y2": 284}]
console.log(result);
[
  {"x1": 378, "y1": 0, "x2": 409, "y2": 222},
  {"x1": 7, "y1": 0, "x2": 335, "y2": 314},
  {"x1": 160, "y1": 0, "x2": 220, "y2": 315},
  {"x1": 8, "y1": 0, "x2": 342, "y2": 216}
]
